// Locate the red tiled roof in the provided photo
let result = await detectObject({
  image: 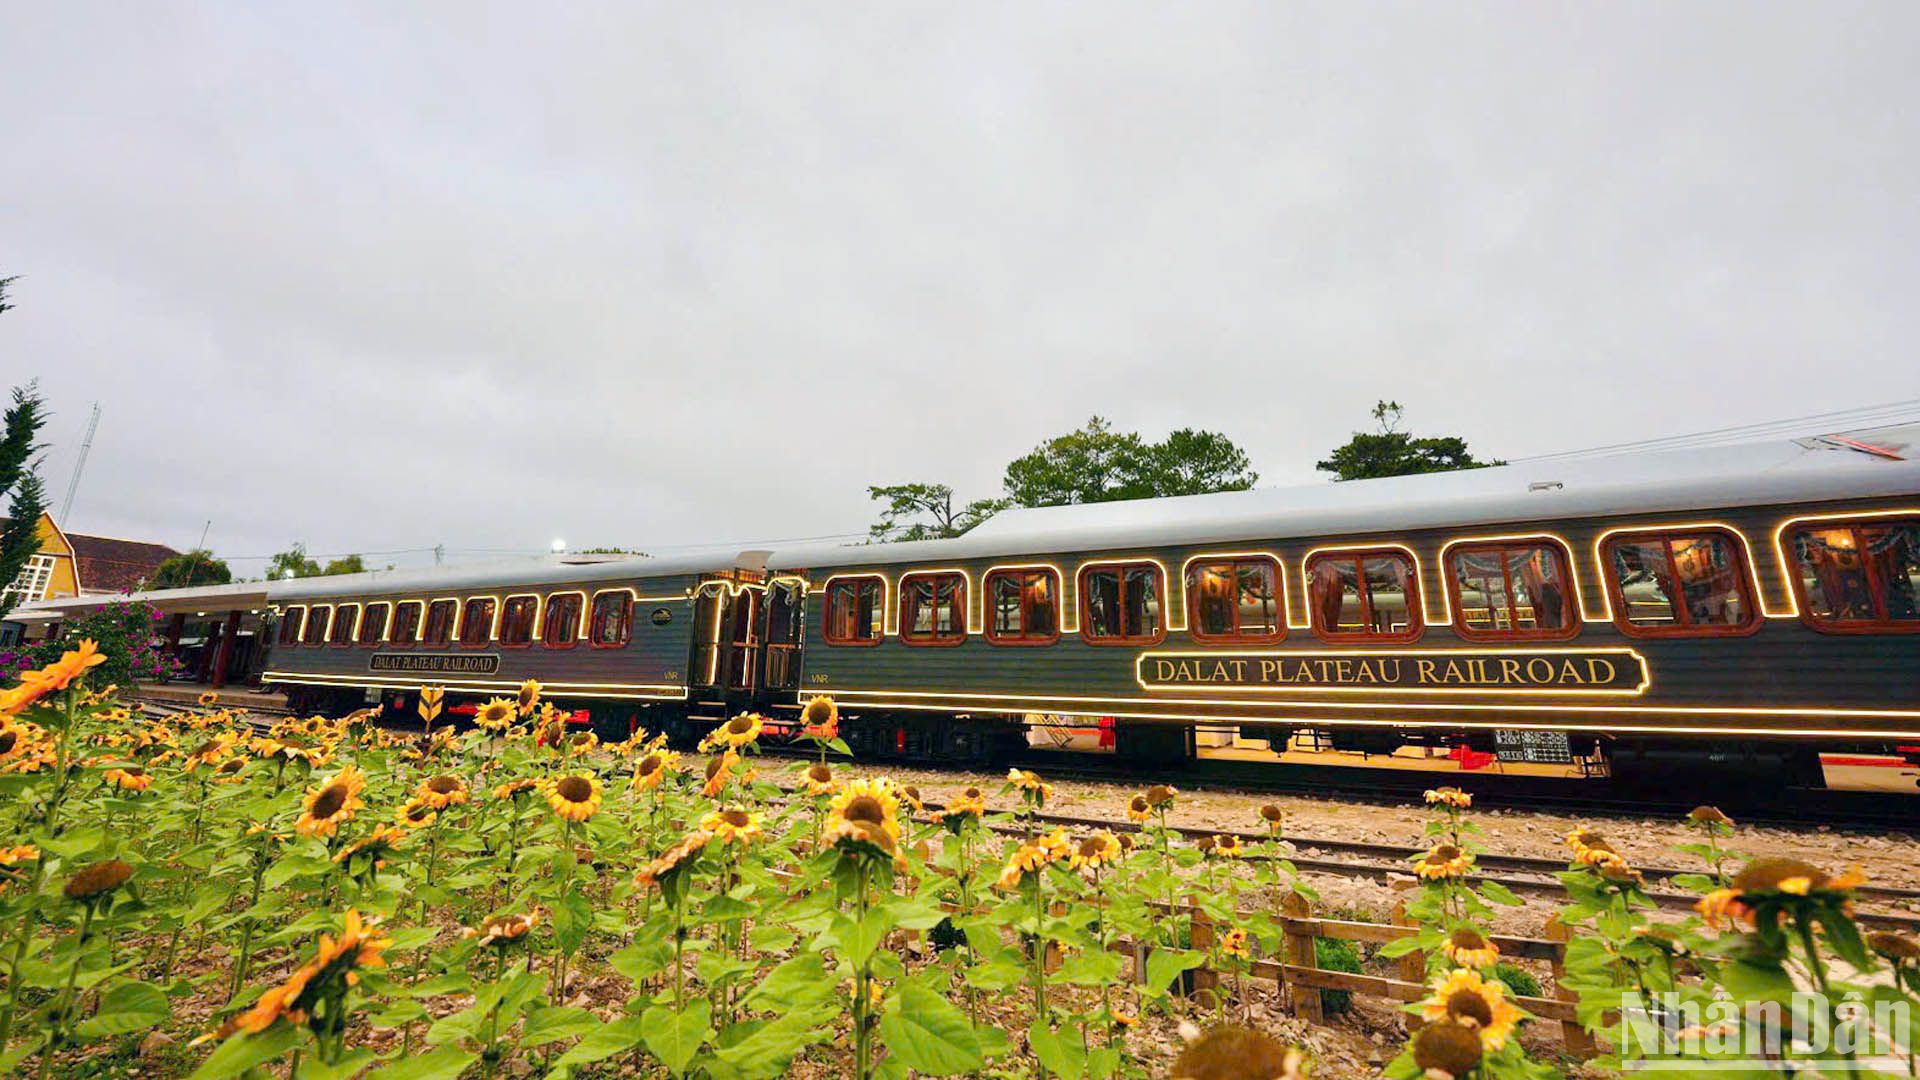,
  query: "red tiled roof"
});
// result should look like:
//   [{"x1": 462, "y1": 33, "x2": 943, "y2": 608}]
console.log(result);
[{"x1": 68, "y1": 533, "x2": 179, "y2": 594}]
